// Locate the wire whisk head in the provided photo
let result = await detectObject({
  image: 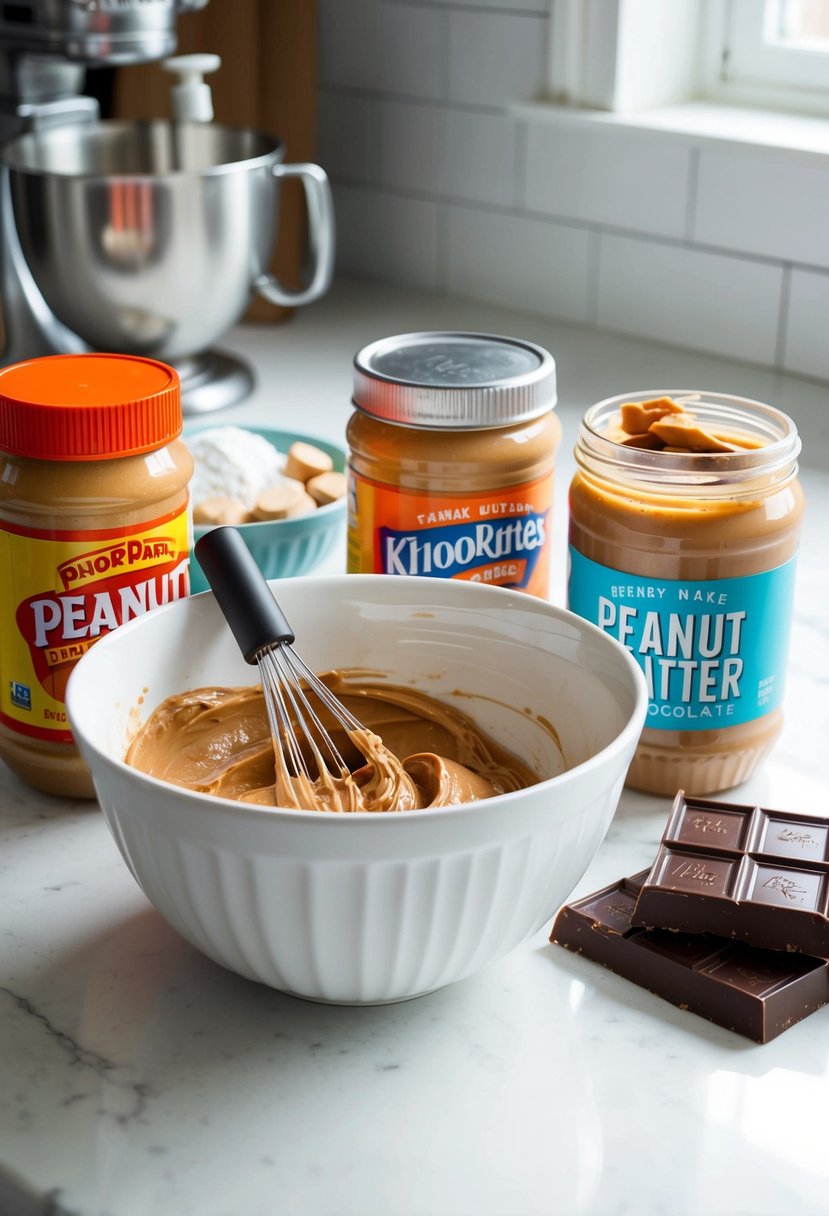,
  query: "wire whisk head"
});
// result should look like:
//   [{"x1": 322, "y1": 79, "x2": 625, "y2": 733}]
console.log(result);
[{"x1": 257, "y1": 642, "x2": 366, "y2": 781}]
